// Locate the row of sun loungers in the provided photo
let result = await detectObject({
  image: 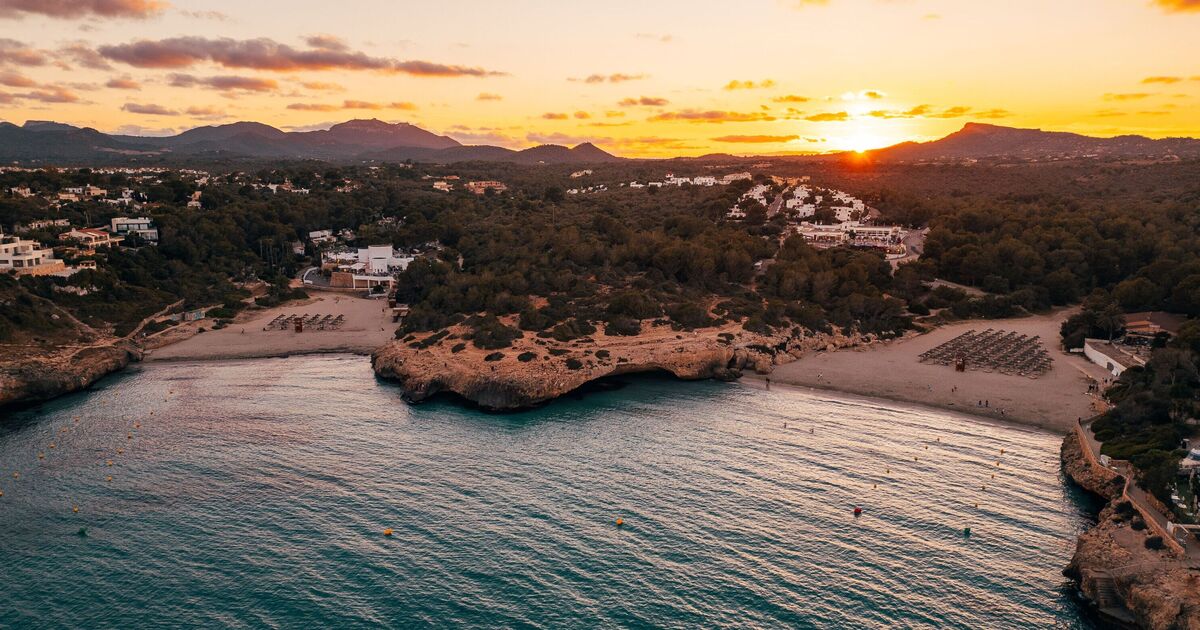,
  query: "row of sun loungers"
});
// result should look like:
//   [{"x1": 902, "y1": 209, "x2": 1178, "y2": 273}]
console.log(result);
[
  {"x1": 262, "y1": 314, "x2": 347, "y2": 331},
  {"x1": 919, "y1": 328, "x2": 1052, "y2": 378}
]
